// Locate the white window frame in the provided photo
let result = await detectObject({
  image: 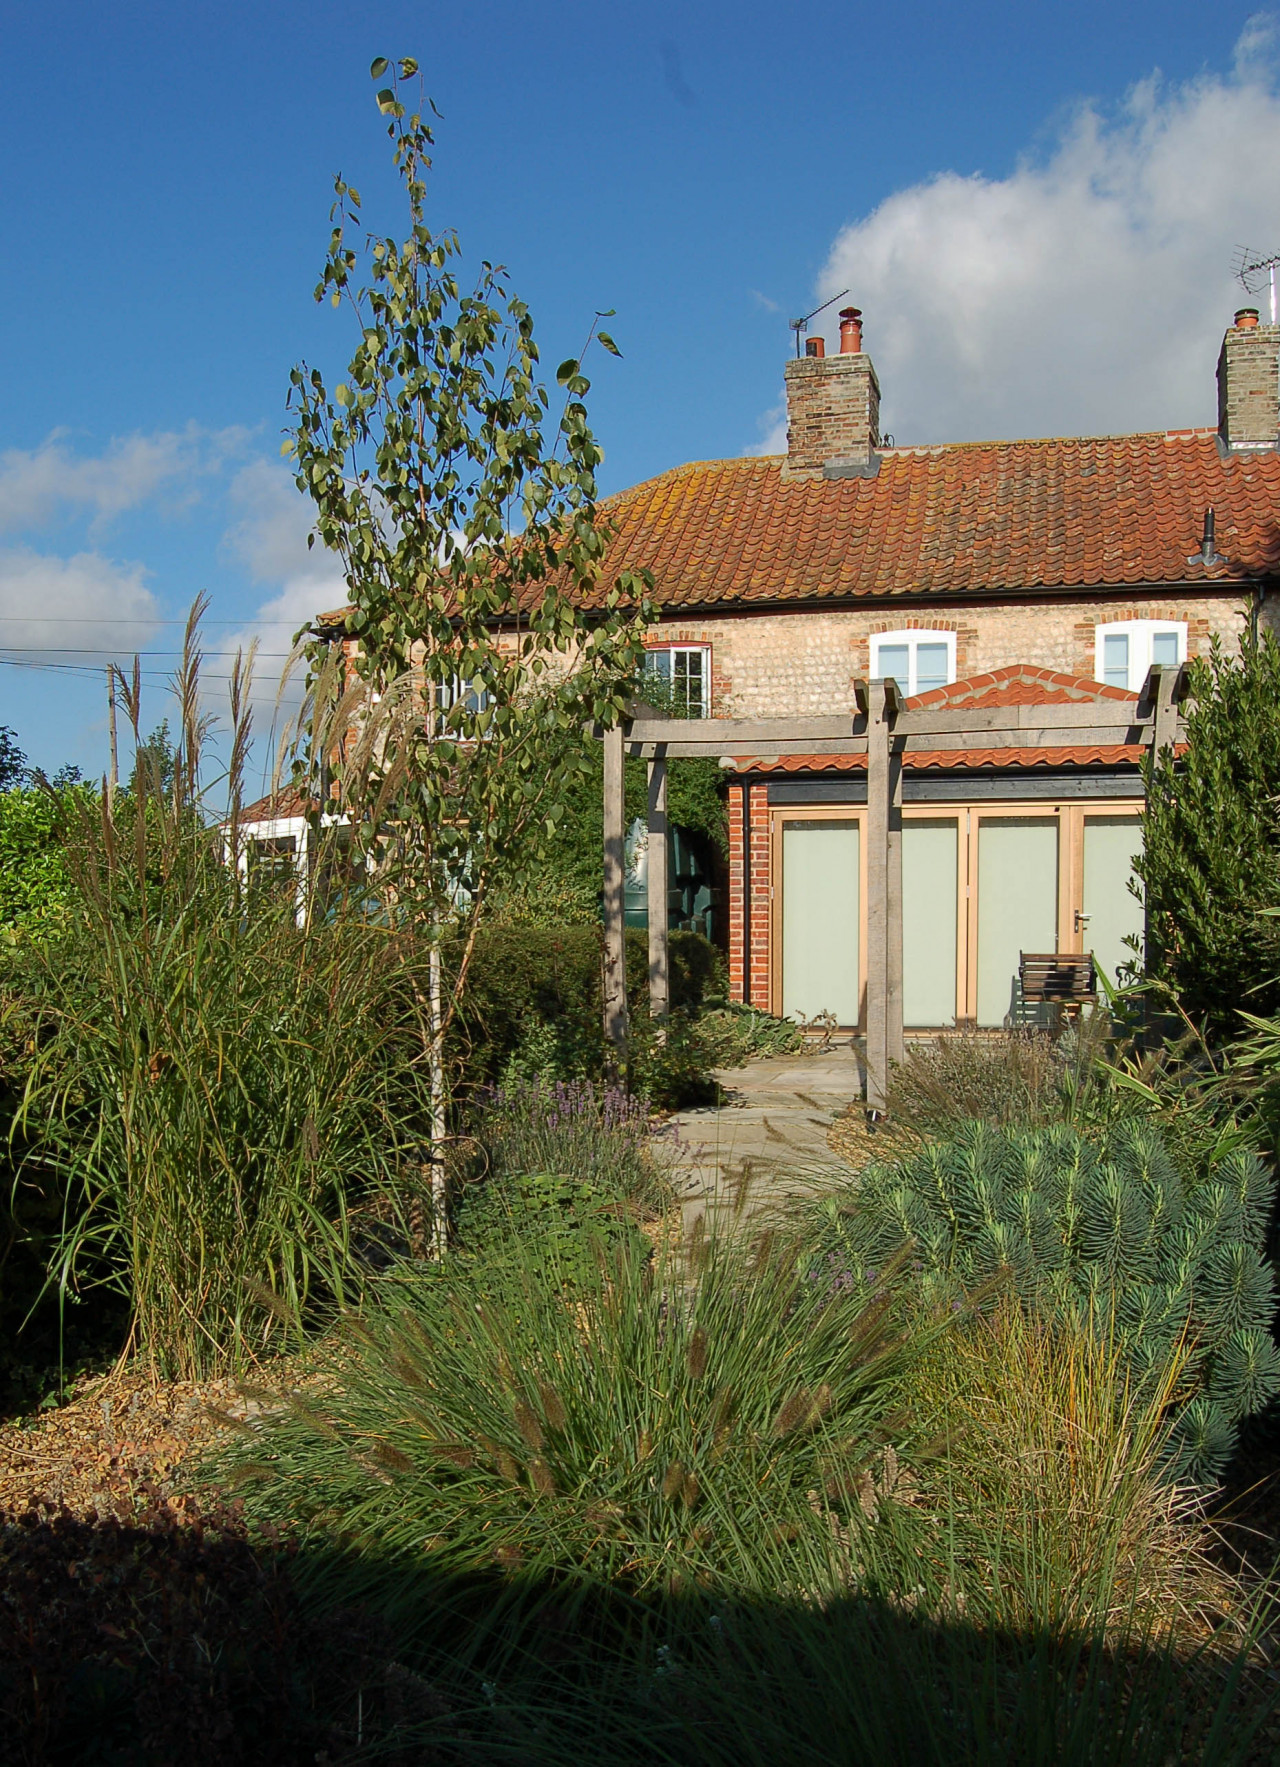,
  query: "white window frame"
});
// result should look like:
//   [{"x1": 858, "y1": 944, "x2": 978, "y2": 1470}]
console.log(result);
[
  {"x1": 1094, "y1": 620, "x2": 1187, "y2": 692},
  {"x1": 644, "y1": 644, "x2": 710, "y2": 717},
  {"x1": 870, "y1": 629, "x2": 957, "y2": 697}
]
